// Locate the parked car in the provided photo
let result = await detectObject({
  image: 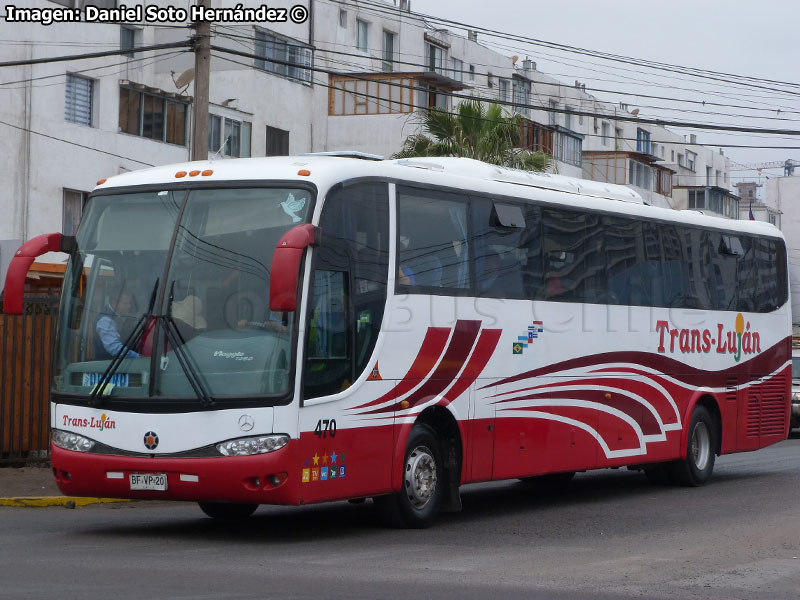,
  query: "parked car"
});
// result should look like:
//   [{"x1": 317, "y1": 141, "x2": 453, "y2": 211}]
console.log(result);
[{"x1": 792, "y1": 349, "x2": 800, "y2": 430}]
